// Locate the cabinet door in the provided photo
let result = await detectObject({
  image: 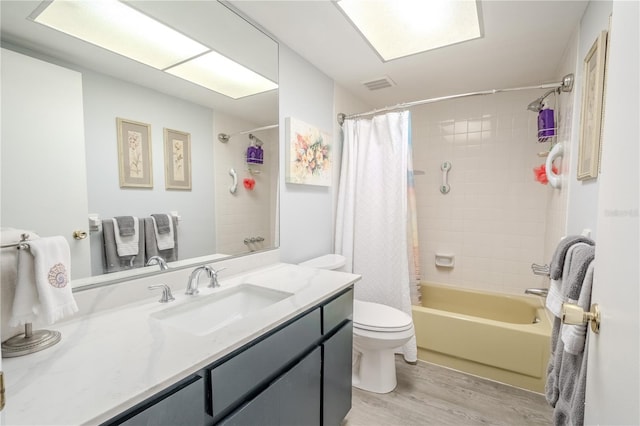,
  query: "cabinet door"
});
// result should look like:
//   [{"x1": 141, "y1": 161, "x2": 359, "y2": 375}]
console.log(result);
[
  {"x1": 110, "y1": 376, "x2": 209, "y2": 426},
  {"x1": 322, "y1": 321, "x2": 353, "y2": 426},
  {"x1": 219, "y1": 347, "x2": 322, "y2": 426}
]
